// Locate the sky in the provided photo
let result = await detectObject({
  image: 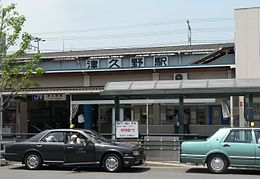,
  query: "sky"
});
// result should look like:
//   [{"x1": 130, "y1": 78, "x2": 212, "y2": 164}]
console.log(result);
[{"x1": 3, "y1": 0, "x2": 260, "y2": 52}]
